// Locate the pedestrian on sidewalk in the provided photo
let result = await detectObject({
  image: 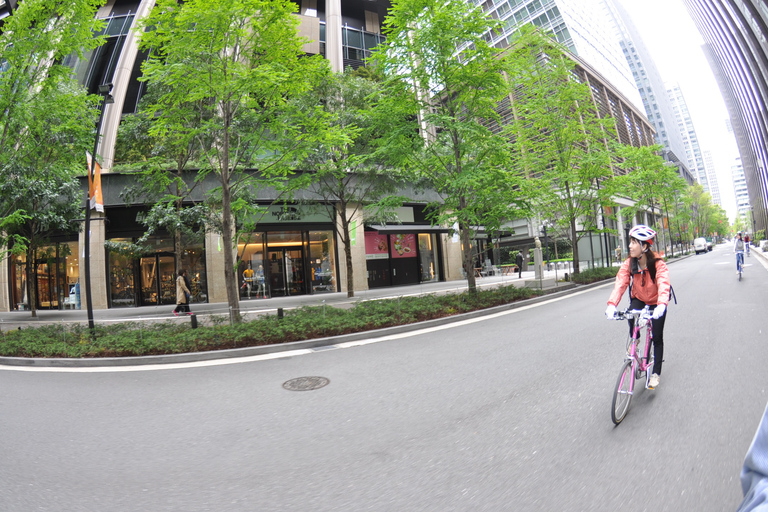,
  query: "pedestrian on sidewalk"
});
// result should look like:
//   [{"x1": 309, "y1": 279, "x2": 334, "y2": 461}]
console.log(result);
[
  {"x1": 173, "y1": 269, "x2": 191, "y2": 316},
  {"x1": 515, "y1": 251, "x2": 523, "y2": 278}
]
